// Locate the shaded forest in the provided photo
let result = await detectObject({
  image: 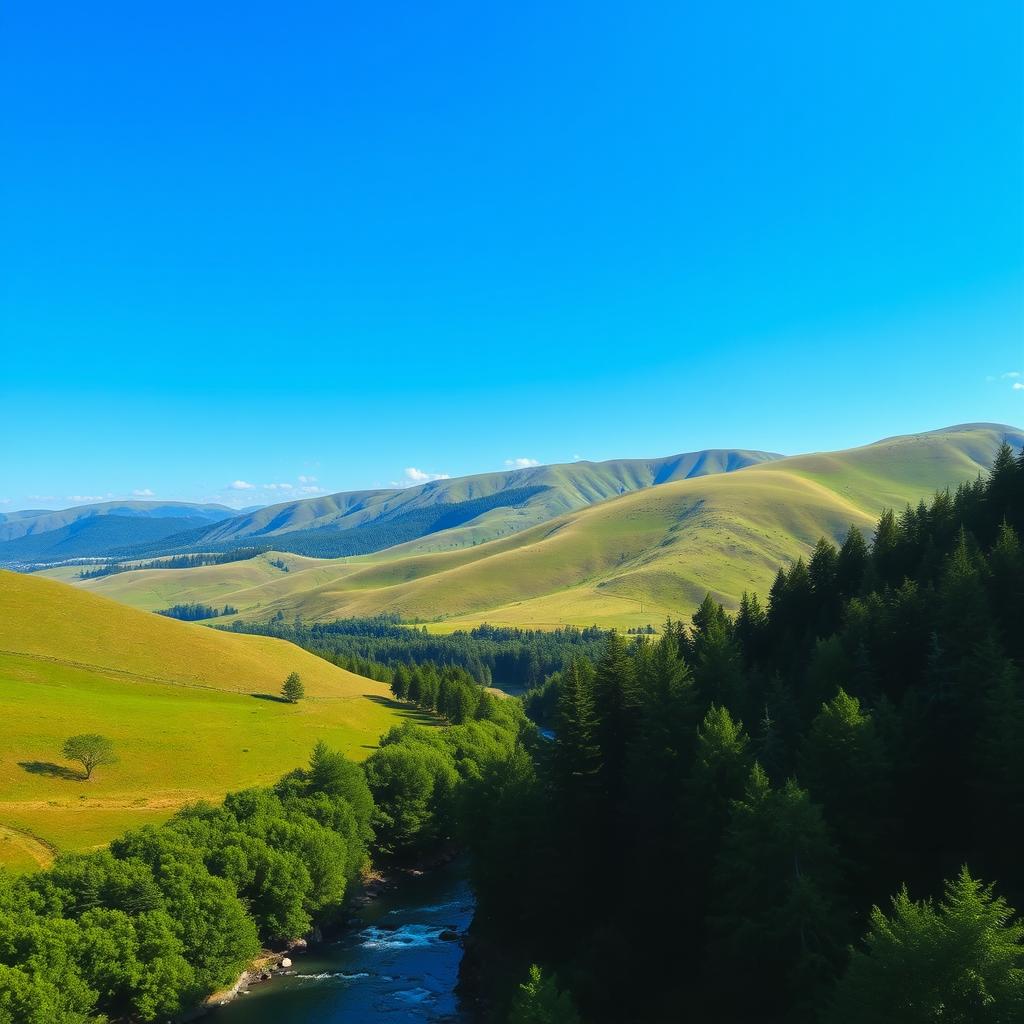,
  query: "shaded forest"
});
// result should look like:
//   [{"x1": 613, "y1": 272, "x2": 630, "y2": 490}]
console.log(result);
[{"x1": 462, "y1": 442, "x2": 1024, "y2": 1021}]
